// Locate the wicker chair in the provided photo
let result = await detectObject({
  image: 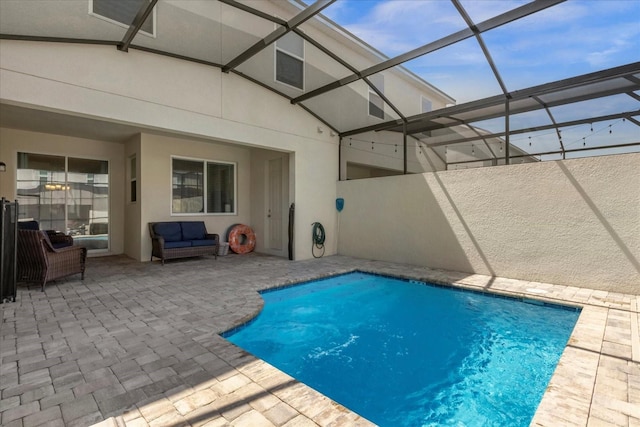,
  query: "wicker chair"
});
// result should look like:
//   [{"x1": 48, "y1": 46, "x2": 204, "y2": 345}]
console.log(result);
[{"x1": 17, "y1": 229, "x2": 87, "y2": 291}]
